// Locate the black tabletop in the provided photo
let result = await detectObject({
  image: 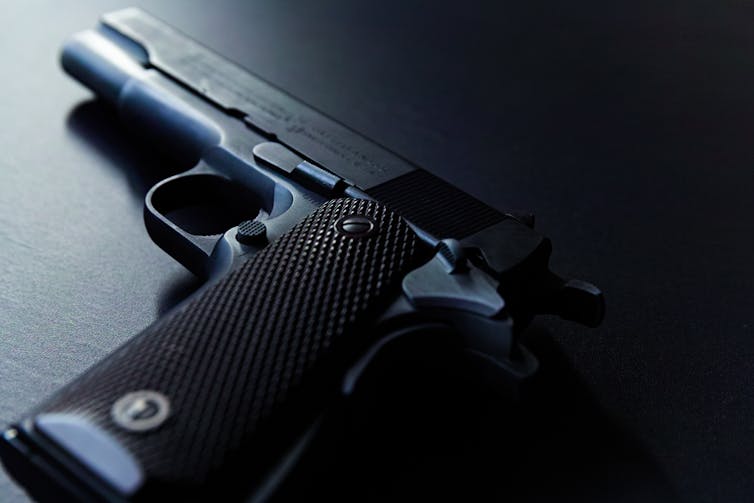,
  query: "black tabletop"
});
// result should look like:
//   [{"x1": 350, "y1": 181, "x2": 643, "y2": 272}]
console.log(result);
[{"x1": 1, "y1": 1, "x2": 753, "y2": 501}]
